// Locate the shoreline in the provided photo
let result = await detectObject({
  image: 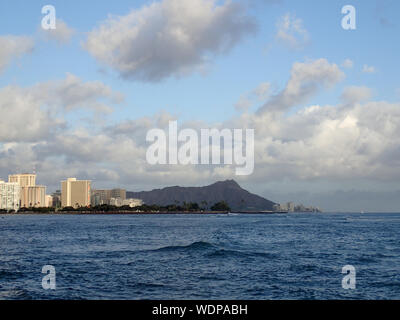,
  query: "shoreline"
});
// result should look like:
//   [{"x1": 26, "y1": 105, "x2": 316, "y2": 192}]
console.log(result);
[{"x1": 0, "y1": 210, "x2": 280, "y2": 215}]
